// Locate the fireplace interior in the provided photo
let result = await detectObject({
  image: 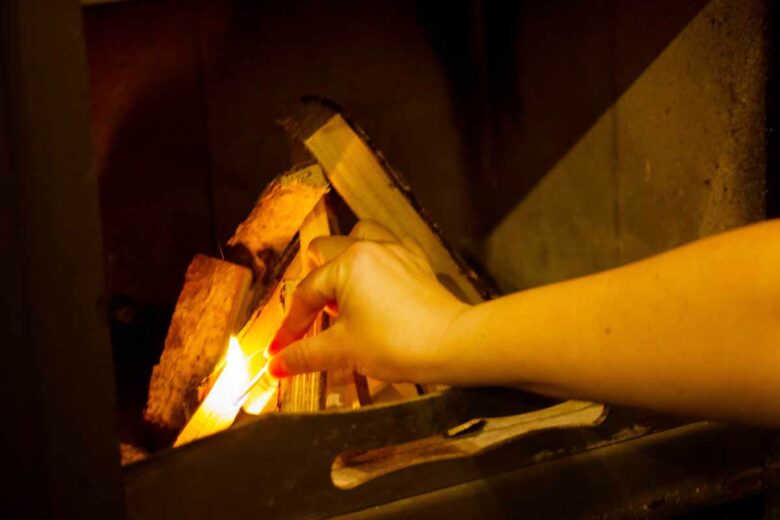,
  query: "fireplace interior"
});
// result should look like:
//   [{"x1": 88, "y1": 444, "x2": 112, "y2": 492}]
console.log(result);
[{"x1": 3, "y1": 0, "x2": 780, "y2": 518}]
